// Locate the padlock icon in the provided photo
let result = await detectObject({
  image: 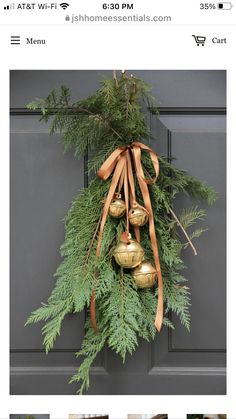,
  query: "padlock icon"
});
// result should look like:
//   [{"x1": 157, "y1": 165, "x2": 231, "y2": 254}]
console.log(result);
[{"x1": 65, "y1": 15, "x2": 70, "y2": 21}]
